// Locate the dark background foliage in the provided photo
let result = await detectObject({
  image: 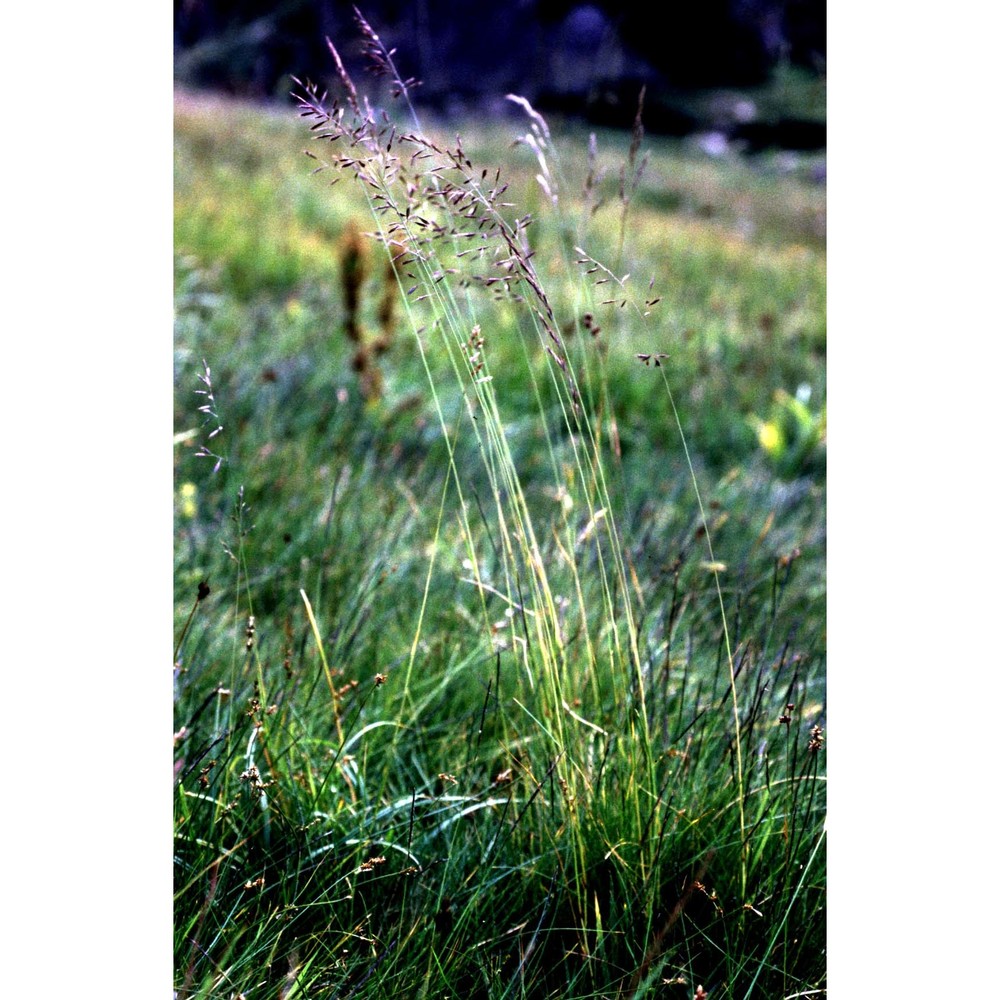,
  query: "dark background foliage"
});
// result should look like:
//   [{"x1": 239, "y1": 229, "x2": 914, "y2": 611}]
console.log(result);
[{"x1": 175, "y1": 0, "x2": 825, "y2": 143}]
